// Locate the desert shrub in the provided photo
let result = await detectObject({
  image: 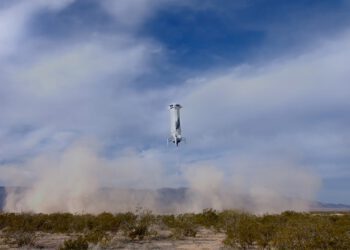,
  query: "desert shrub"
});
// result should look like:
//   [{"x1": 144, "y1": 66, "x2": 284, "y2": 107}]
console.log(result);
[
  {"x1": 3, "y1": 231, "x2": 36, "y2": 248},
  {"x1": 84, "y1": 230, "x2": 113, "y2": 249},
  {"x1": 0, "y1": 212, "x2": 132, "y2": 234},
  {"x1": 59, "y1": 230, "x2": 111, "y2": 249},
  {"x1": 0, "y1": 213, "x2": 5, "y2": 230},
  {"x1": 333, "y1": 214, "x2": 350, "y2": 246},
  {"x1": 15, "y1": 232, "x2": 36, "y2": 247},
  {"x1": 119, "y1": 212, "x2": 137, "y2": 237},
  {"x1": 45, "y1": 213, "x2": 75, "y2": 233},
  {"x1": 223, "y1": 213, "x2": 258, "y2": 249},
  {"x1": 163, "y1": 214, "x2": 198, "y2": 239},
  {"x1": 161, "y1": 214, "x2": 176, "y2": 229},
  {"x1": 194, "y1": 209, "x2": 219, "y2": 229},
  {"x1": 120, "y1": 211, "x2": 156, "y2": 240},
  {"x1": 84, "y1": 229, "x2": 110, "y2": 244},
  {"x1": 96, "y1": 212, "x2": 121, "y2": 232},
  {"x1": 272, "y1": 218, "x2": 315, "y2": 249},
  {"x1": 1, "y1": 213, "x2": 37, "y2": 233},
  {"x1": 59, "y1": 236, "x2": 88, "y2": 250},
  {"x1": 69, "y1": 214, "x2": 94, "y2": 232},
  {"x1": 255, "y1": 214, "x2": 279, "y2": 249},
  {"x1": 216, "y1": 210, "x2": 242, "y2": 232},
  {"x1": 32, "y1": 214, "x2": 51, "y2": 231},
  {"x1": 272, "y1": 215, "x2": 350, "y2": 250}
]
